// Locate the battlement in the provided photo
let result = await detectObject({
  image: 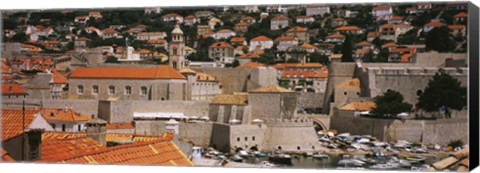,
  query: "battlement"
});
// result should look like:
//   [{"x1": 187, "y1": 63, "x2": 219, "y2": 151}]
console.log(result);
[
  {"x1": 366, "y1": 67, "x2": 468, "y2": 76},
  {"x1": 264, "y1": 118, "x2": 313, "y2": 127}
]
